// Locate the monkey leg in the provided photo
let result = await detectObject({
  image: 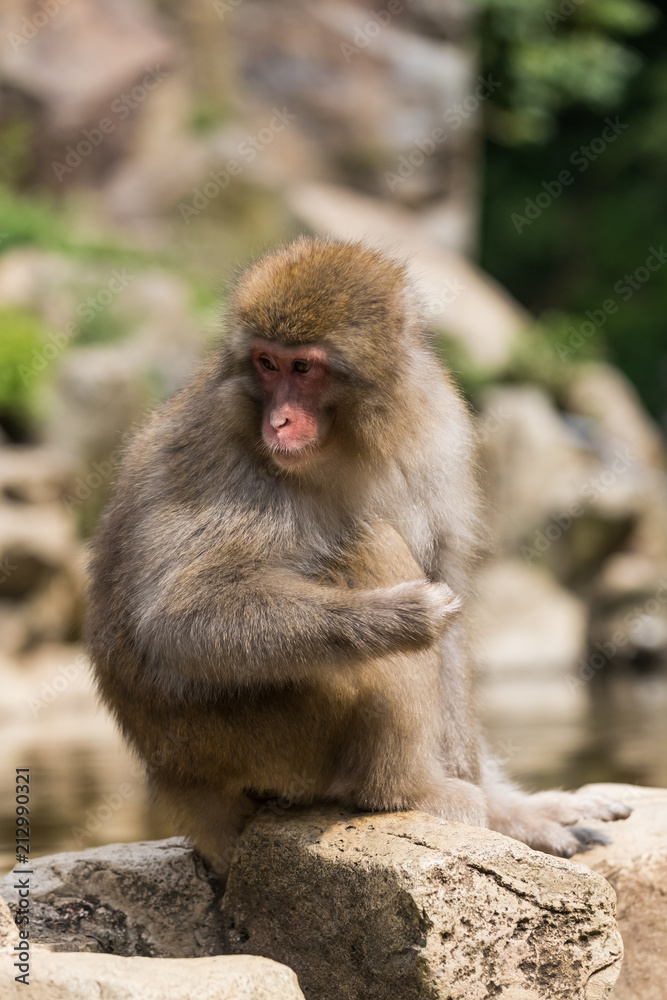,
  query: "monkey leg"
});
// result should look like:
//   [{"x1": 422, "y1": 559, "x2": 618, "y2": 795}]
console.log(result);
[
  {"x1": 321, "y1": 642, "x2": 488, "y2": 828},
  {"x1": 149, "y1": 781, "x2": 257, "y2": 881},
  {"x1": 320, "y1": 520, "x2": 486, "y2": 827},
  {"x1": 482, "y1": 764, "x2": 631, "y2": 857}
]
